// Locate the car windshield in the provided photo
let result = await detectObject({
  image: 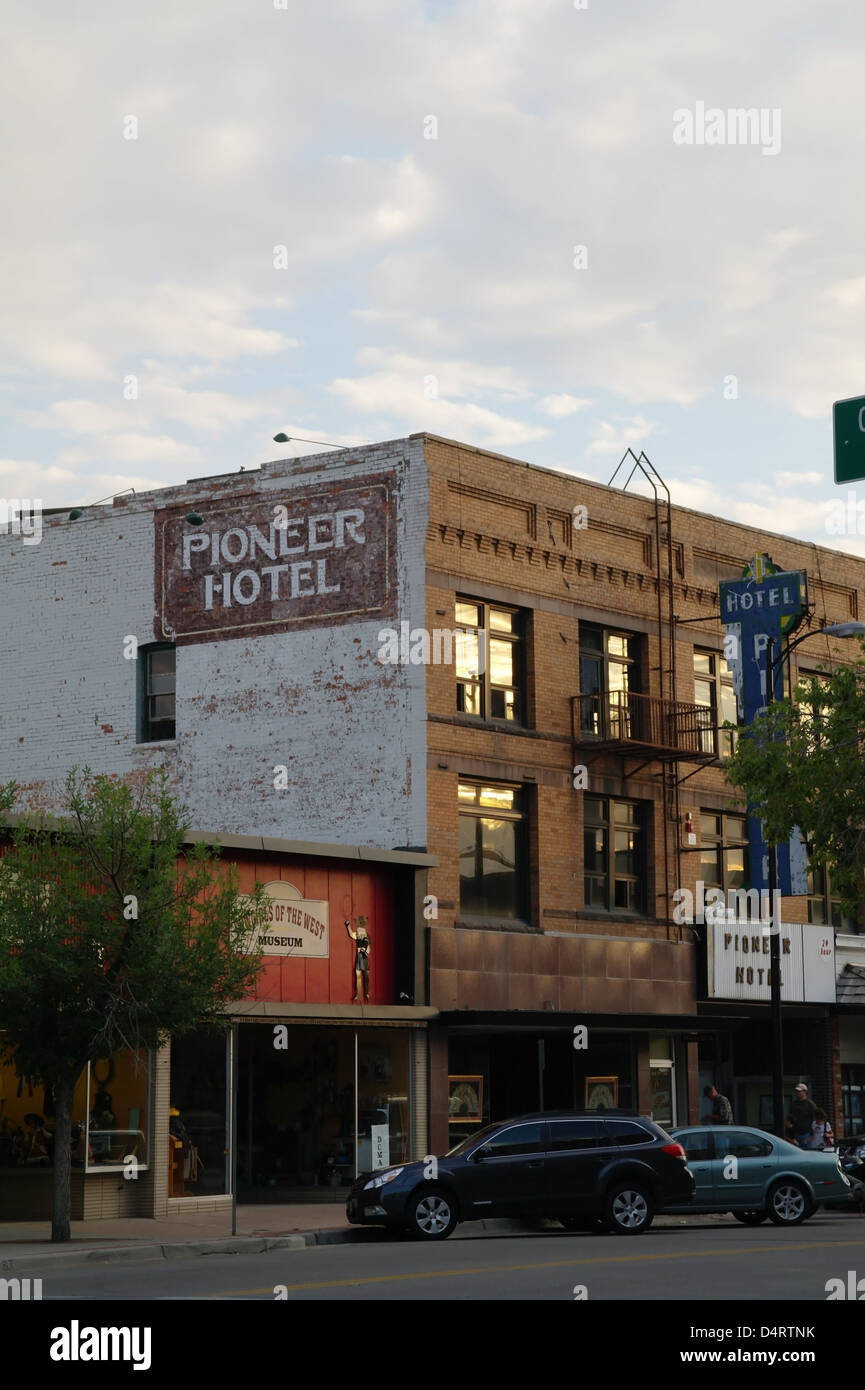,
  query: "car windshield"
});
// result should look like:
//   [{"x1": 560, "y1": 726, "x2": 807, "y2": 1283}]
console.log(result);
[{"x1": 446, "y1": 1123, "x2": 499, "y2": 1157}]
